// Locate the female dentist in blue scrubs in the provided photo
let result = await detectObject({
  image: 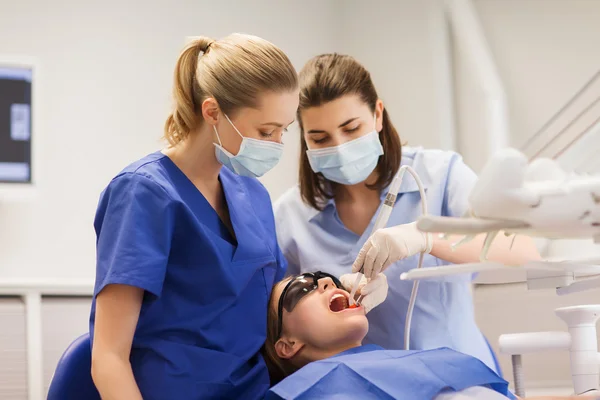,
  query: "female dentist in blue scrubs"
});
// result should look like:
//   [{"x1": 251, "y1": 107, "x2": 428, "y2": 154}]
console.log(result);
[
  {"x1": 274, "y1": 54, "x2": 540, "y2": 372},
  {"x1": 89, "y1": 34, "x2": 299, "y2": 400}
]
